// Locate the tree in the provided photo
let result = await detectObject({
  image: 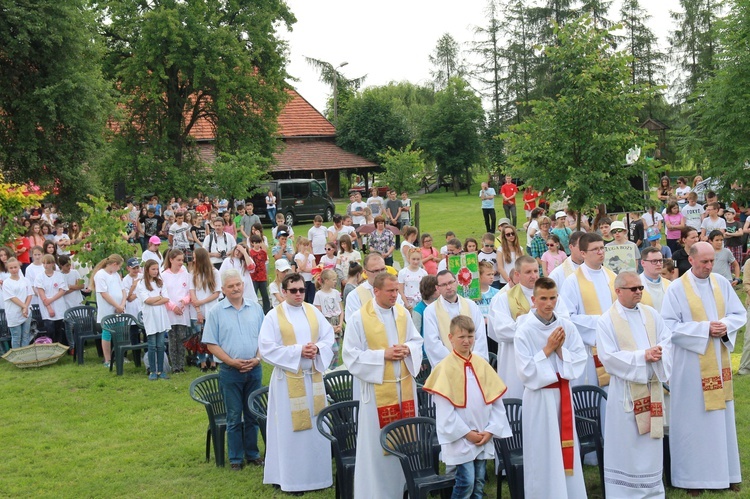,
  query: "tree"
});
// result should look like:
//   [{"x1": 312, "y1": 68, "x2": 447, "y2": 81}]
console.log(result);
[
  {"x1": 471, "y1": 0, "x2": 504, "y2": 120},
  {"x1": 669, "y1": 0, "x2": 722, "y2": 99},
  {"x1": 363, "y1": 82, "x2": 435, "y2": 141},
  {"x1": 692, "y1": 0, "x2": 750, "y2": 195},
  {"x1": 336, "y1": 91, "x2": 410, "y2": 163},
  {"x1": 620, "y1": 0, "x2": 666, "y2": 118},
  {"x1": 210, "y1": 151, "x2": 272, "y2": 207},
  {"x1": 304, "y1": 57, "x2": 367, "y2": 124},
  {"x1": 419, "y1": 78, "x2": 484, "y2": 196},
  {"x1": 503, "y1": 17, "x2": 655, "y2": 224},
  {"x1": 429, "y1": 33, "x2": 466, "y2": 90},
  {"x1": 70, "y1": 195, "x2": 136, "y2": 270},
  {"x1": 580, "y1": 0, "x2": 614, "y2": 30},
  {"x1": 97, "y1": 0, "x2": 295, "y2": 196},
  {"x1": 500, "y1": 0, "x2": 538, "y2": 124},
  {"x1": 379, "y1": 143, "x2": 425, "y2": 195},
  {"x1": 0, "y1": 0, "x2": 111, "y2": 214}
]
